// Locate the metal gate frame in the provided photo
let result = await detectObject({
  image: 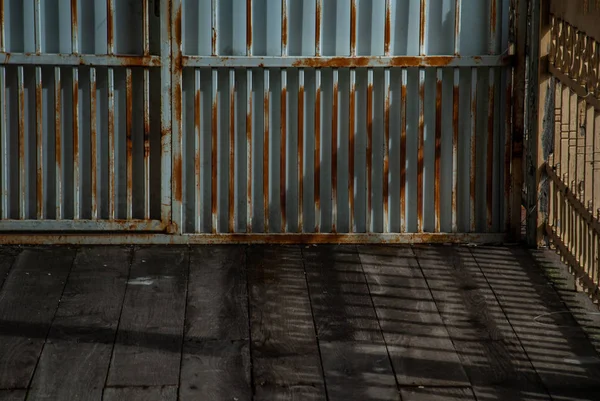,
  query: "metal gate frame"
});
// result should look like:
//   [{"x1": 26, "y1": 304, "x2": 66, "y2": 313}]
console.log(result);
[
  {"x1": 0, "y1": 0, "x2": 527, "y2": 245},
  {"x1": 0, "y1": 0, "x2": 173, "y2": 237}
]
